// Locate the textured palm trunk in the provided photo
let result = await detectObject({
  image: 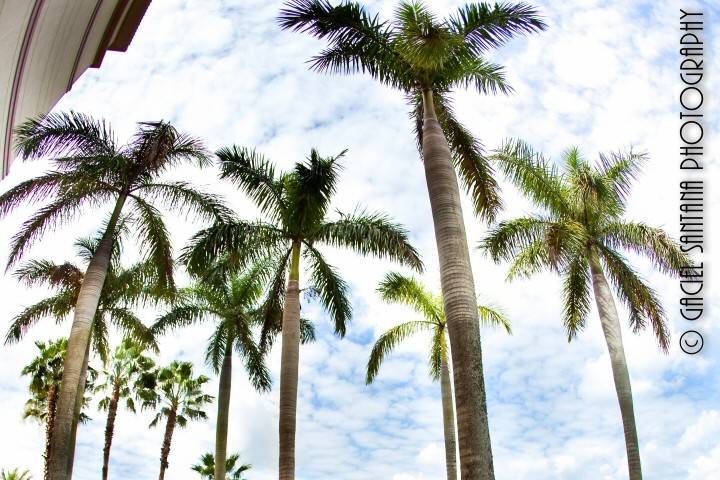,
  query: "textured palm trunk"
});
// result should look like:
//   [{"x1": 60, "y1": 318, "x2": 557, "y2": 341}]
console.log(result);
[
  {"x1": 102, "y1": 381, "x2": 122, "y2": 480},
  {"x1": 421, "y1": 89, "x2": 494, "y2": 480},
  {"x1": 44, "y1": 385, "x2": 58, "y2": 480},
  {"x1": 158, "y1": 407, "x2": 178, "y2": 480},
  {"x1": 278, "y1": 241, "x2": 302, "y2": 480},
  {"x1": 440, "y1": 356, "x2": 458, "y2": 480},
  {"x1": 48, "y1": 194, "x2": 126, "y2": 480},
  {"x1": 66, "y1": 331, "x2": 91, "y2": 477},
  {"x1": 215, "y1": 342, "x2": 233, "y2": 480},
  {"x1": 589, "y1": 254, "x2": 642, "y2": 479}
]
